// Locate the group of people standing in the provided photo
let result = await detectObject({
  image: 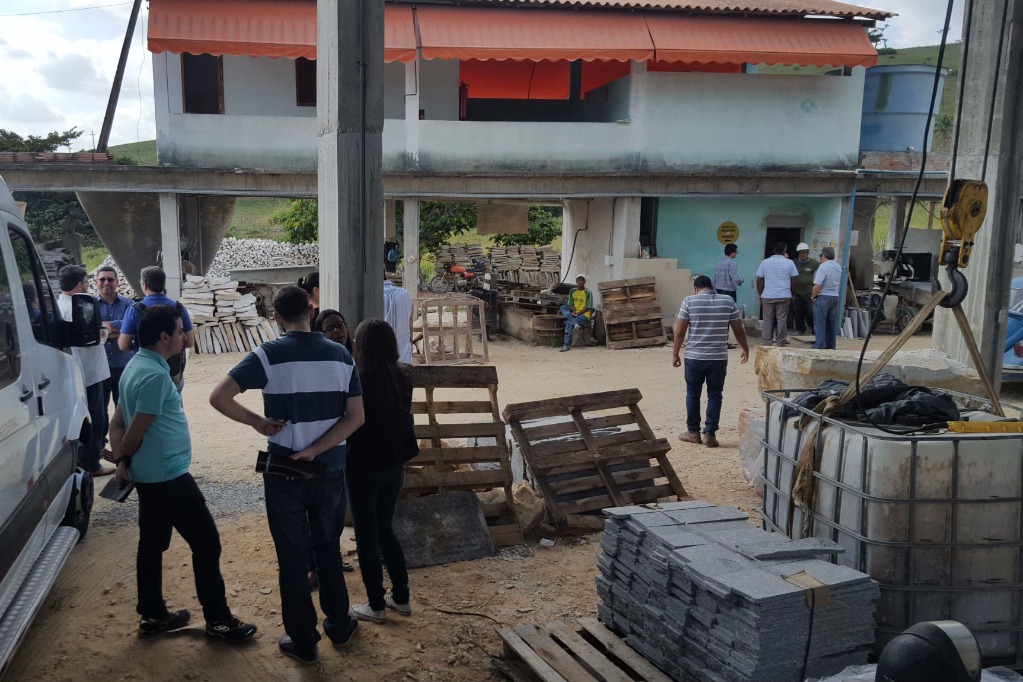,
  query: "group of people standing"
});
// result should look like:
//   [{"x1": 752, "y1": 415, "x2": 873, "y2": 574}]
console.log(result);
[
  {"x1": 64, "y1": 261, "x2": 420, "y2": 664},
  {"x1": 674, "y1": 240, "x2": 845, "y2": 446}
]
